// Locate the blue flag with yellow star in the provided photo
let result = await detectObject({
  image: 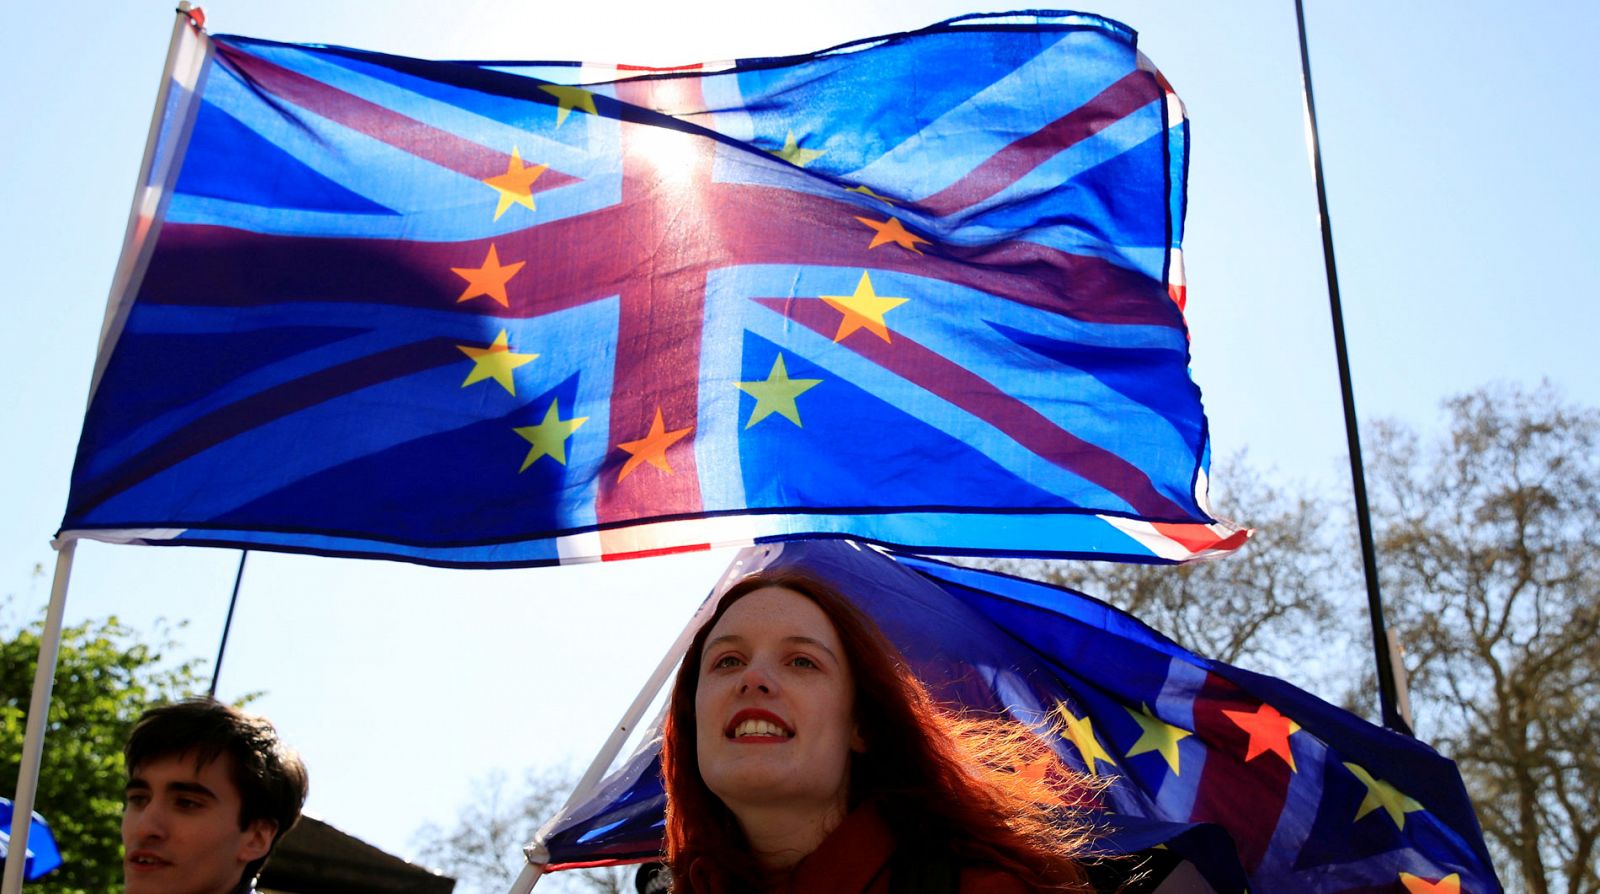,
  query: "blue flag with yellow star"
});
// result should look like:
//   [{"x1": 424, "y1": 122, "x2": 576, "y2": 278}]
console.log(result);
[
  {"x1": 537, "y1": 540, "x2": 1501, "y2": 894},
  {"x1": 61, "y1": 11, "x2": 1246, "y2": 566}
]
